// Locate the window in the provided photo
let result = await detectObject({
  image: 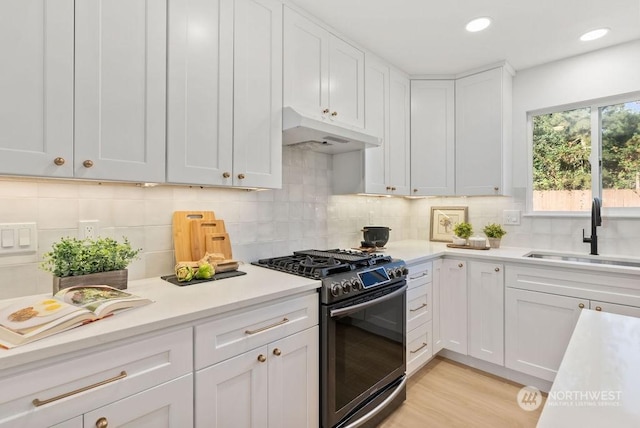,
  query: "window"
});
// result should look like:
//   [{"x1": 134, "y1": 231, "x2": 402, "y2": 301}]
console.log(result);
[{"x1": 531, "y1": 97, "x2": 640, "y2": 212}]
